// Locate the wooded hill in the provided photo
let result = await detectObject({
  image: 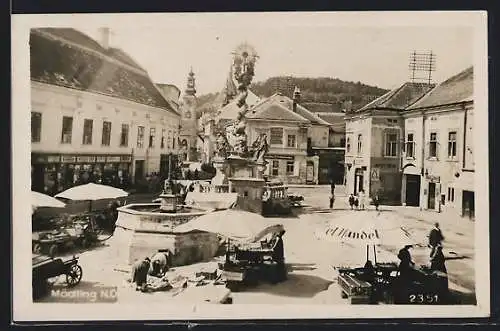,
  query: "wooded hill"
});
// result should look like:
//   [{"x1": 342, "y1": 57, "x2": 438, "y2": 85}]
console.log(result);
[{"x1": 197, "y1": 76, "x2": 389, "y2": 114}]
